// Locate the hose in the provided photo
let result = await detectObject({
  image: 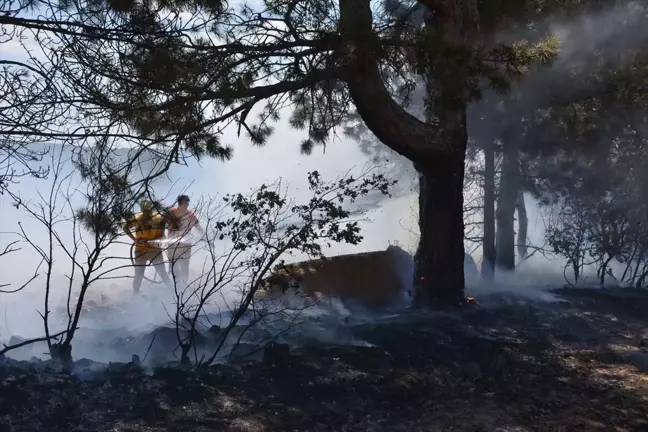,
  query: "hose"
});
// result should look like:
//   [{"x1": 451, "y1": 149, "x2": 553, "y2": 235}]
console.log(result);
[
  {"x1": 129, "y1": 235, "x2": 206, "y2": 285},
  {"x1": 129, "y1": 243, "x2": 165, "y2": 285}
]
